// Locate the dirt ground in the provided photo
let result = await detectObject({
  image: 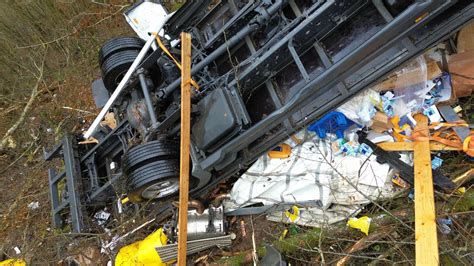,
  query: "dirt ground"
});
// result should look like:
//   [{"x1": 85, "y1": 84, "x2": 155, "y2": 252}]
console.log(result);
[
  {"x1": 0, "y1": 1, "x2": 134, "y2": 263},
  {"x1": 0, "y1": 1, "x2": 473, "y2": 265}
]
